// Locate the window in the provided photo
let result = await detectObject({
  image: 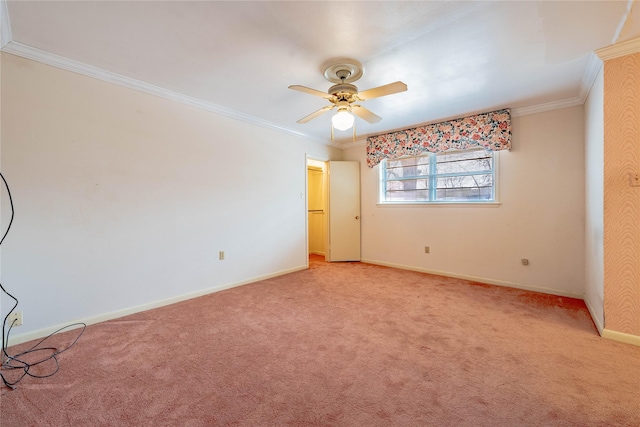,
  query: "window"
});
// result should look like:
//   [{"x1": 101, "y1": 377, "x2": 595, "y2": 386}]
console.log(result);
[{"x1": 379, "y1": 148, "x2": 496, "y2": 204}]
